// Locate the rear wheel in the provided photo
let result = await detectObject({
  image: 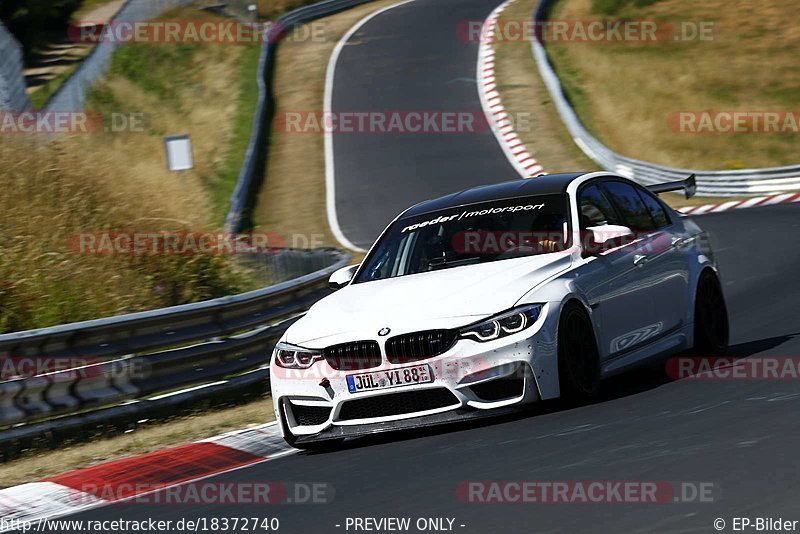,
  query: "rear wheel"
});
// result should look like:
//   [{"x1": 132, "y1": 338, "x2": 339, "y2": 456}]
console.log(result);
[
  {"x1": 693, "y1": 271, "x2": 729, "y2": 353},
  {"x1": 558, "y1": 303, "x2": 601, "y2": 399}
]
